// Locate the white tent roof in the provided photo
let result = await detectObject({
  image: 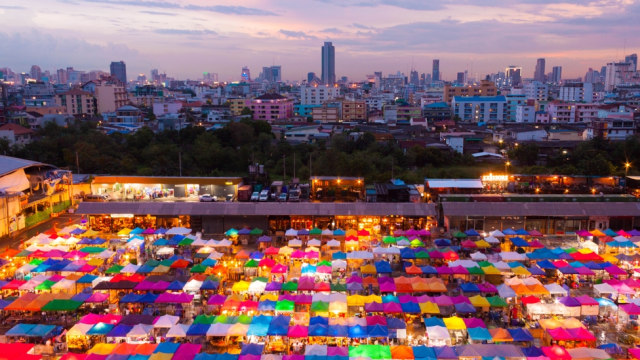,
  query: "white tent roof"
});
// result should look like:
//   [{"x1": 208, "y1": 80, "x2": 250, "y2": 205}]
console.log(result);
[
  {"x1": 500, "y1": 252, "x2": 527, "y2": 261},
  {"x1": 288, "y1": 239, "x2": 302, "y2": 247},
  {"x1": 285, "y1": 229, "x2": 298, "y2": 237},
  {"x1": 567, "y1": 348, "x2": 610, "y2": 360},
  {"x1": 156, "y1": 247, "x2": 175, "y2": 256},
  {"x1": 166, "y1": 227, "x2": 192, "y2": 235},
  {"x1": 51, "y1": 278, "x2": 76, "y2": 290},
  {"x1": 207, "y1": 323, "x2": 230, "y2": 337},
  {"x1": 347, "y1": 251, "x2": 373, "y2": 260},
  {"x1": 166, "y1": 324, "x2": 189, "y2": 337},
  {"x1": 326, "y1": 239, "x2": 341, "y2": 248},
  {"x1": 593, "y1": 283, "x2": 617, "y2": 295},
  {"x1": 127, "y1": 324, "x2": 153, "y2": 337},
  {"x1": 67, "y1": 323, "x2": 93, "y2": 337},
  {"x1": 497, "y1": 284, "x2": 516, "y2": 298},
  {"x1": 322, "y1": 229, "x2": 334, "y2": 236},
  {"x1": 183, "y1": 279, "x2": 203, "y2": 292},
  {"x1": 426, "y1": 325, "x2": 451, "y2": 340},
  {"x1": 307, "y1": 238, "x2": 321, "y2": 247},
  {"x1": 305, "y1": 344, "x2": 328, "y2": 356},
  {"x1": 489, "y1": 230, "x2": 505, "y2": 237},
  {"x1": 581, "y1": 240, "x2": 599, "y2": 253},
  {"x1": 153, "y1": 315, "x2": 179, "y2": 328},
  {"x1": 544, "y1": 283, "x2": 568, "y2": 296},
  {"x1": 470, "y1": 252, "x2": 487, "y2": 260},
  {"x1": 121, "y1": 264, "x2": 140, "y2": 274},
  {"x1": 332, "y1": 260, "x2": 347, "y2": 269}
]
